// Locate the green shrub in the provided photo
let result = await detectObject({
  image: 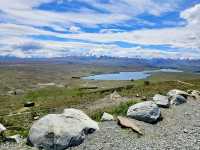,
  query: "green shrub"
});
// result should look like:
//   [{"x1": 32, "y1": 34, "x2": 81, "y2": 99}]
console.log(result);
[{"x1": 144, "y1": 80, "x2": 150, "y2": 86}]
